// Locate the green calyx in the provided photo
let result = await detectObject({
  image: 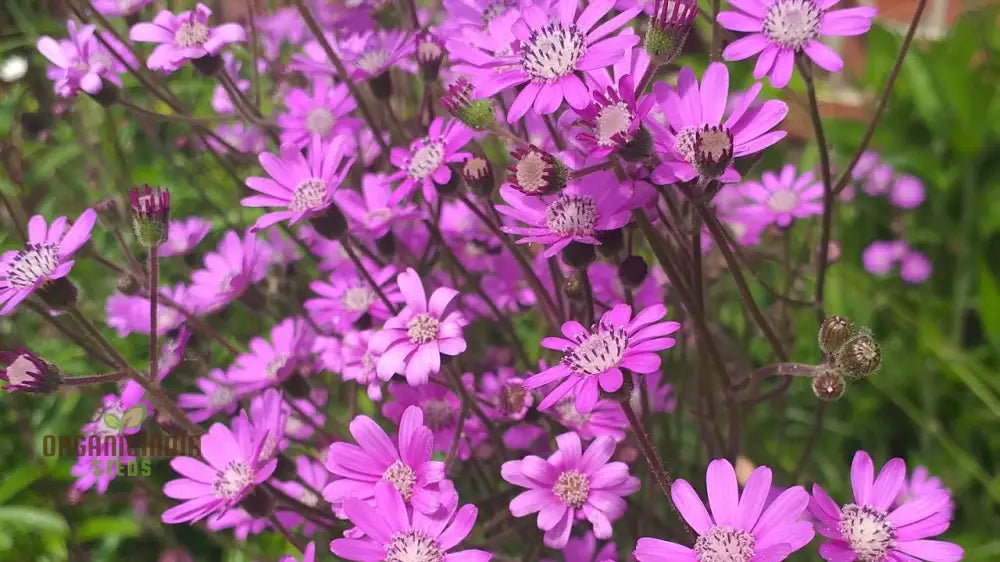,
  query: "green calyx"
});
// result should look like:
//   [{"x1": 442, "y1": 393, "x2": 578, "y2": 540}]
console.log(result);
[{"x1": 458, "y1": 99, "x2": 496, "y2": 131}]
